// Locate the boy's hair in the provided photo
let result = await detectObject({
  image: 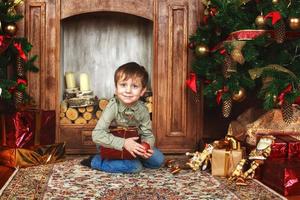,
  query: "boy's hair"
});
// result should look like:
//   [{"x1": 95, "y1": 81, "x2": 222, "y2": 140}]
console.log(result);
[{"x1": 114, "y1": 62, "x2": 149, "y2": 88}]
